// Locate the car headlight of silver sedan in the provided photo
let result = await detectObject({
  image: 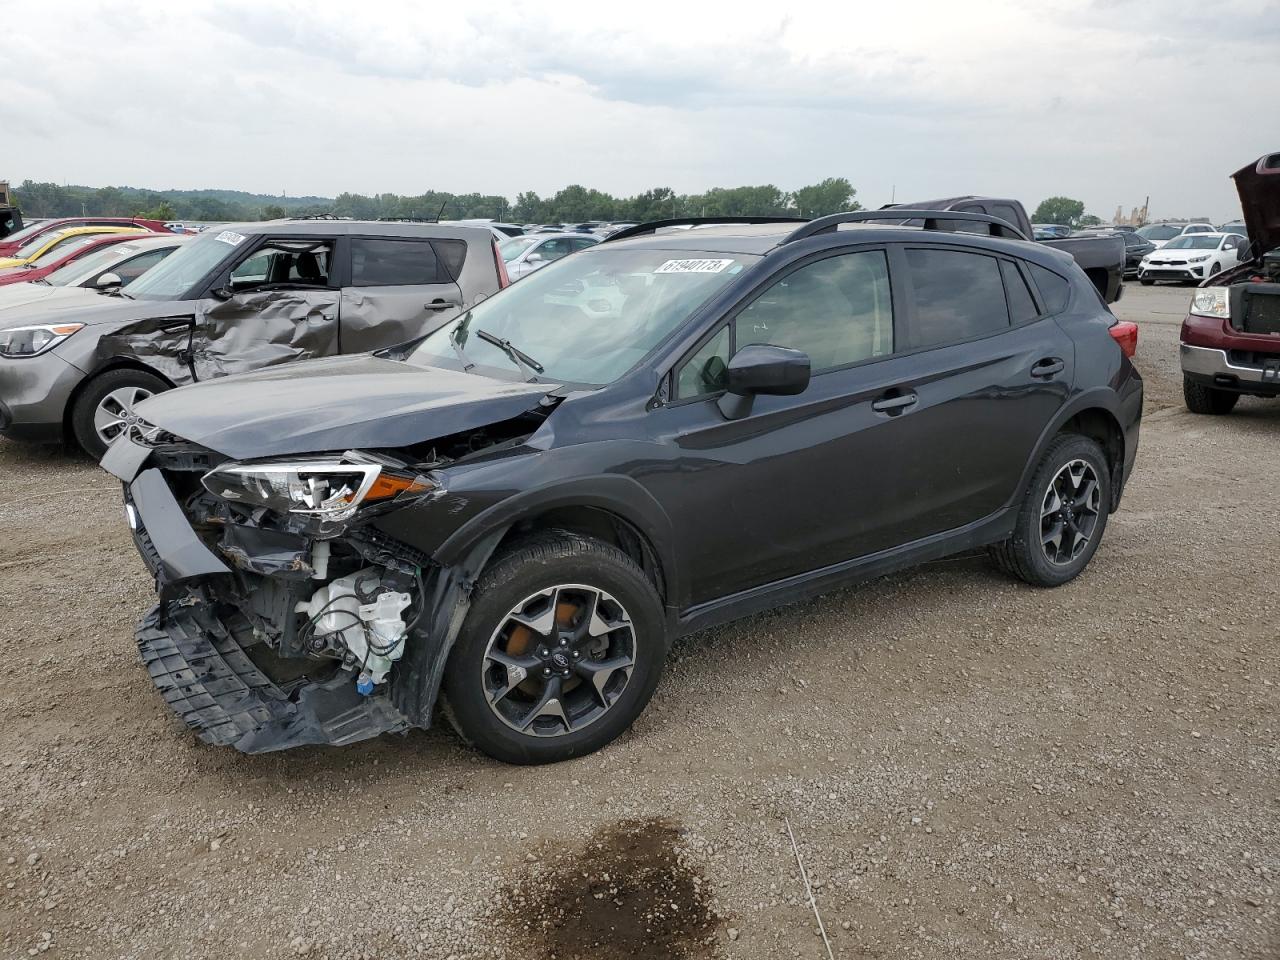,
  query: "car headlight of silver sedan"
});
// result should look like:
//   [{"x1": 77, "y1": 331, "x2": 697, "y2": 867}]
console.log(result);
[
  {"x1": 0, "y1": 323, "x2": 84, "y2": 358},
  {"x1": 1188, "y1": 254, "x2": 1210, "y2": 263}
]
